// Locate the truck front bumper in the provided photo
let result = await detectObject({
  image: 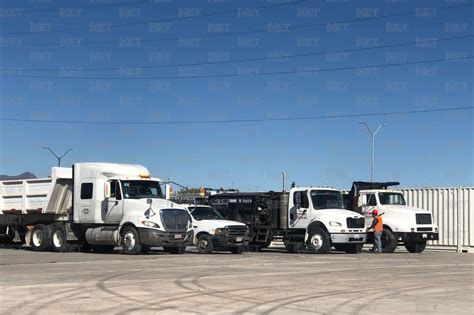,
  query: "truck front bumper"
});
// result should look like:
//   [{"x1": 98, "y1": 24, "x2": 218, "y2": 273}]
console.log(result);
[
  {"x1": 139, "y1": 228, "x2": 194, "y2": 247},
  {"x1": 331, "y1": 233, "x2": 366, "y2": 244},
  {"x1": 398, "y1": 232, "x2": 439, "y2": 243},
  {"x1": 211, "y1": 235, "x2": 249, "y2": 248}
]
